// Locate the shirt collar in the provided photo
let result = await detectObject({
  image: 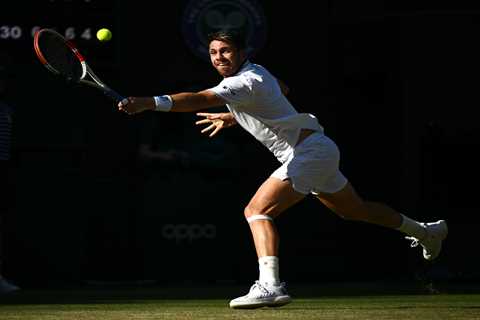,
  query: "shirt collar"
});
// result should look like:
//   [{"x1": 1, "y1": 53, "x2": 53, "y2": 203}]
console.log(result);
[{"x1": 230, "y1": 59, "x2": 251, "y2": 77}]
